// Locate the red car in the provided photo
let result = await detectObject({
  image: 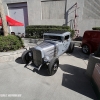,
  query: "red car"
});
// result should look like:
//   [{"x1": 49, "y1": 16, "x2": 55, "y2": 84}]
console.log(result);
[{"x1": 81, "y1": 30, "x2": 100, "y2": 54}]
